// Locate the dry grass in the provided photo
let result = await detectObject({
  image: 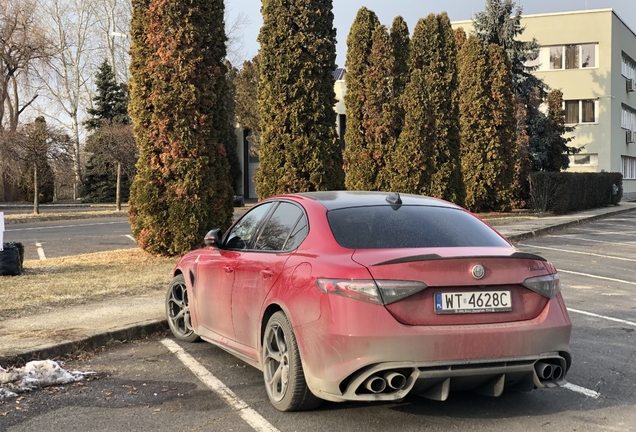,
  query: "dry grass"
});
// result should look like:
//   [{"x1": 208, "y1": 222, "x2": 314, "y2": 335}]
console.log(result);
[{"x1": 0, "y1": 249, "x2": 178, "y2": 319}]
